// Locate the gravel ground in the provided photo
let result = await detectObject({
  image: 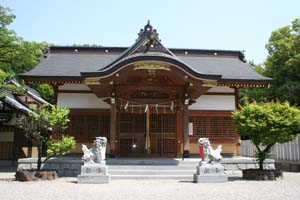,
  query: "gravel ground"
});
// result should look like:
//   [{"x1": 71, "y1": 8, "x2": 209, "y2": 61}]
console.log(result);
[{"x1": 0, "y1": 172, "x2": 300, "y2": 200}]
